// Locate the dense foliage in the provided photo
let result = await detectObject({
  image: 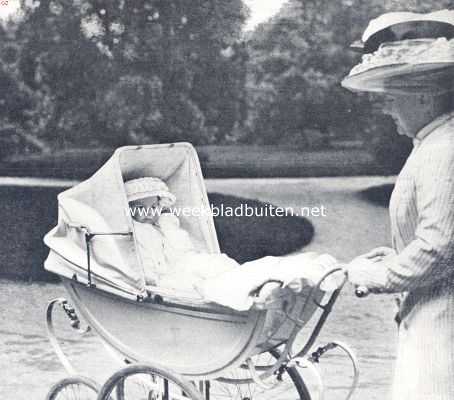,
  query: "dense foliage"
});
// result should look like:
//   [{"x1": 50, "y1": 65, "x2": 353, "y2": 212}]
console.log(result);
[
  {"x1": 245, "y1": 0, "x2": 452, "y2": 146},
  {"x1": 0, "y1": 0, "x2": 452, "y2": 166},
  {"x1": 1, "y1": 0, "x2": 249, "y2": 151},
  {"x1": 243, "y1": 0, "x2": 451, "y2": 170}
]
